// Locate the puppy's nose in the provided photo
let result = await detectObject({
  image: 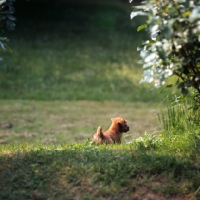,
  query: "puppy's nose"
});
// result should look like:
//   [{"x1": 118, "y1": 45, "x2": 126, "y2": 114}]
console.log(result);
[{"x1": 125, "y1": 126, "x2": 129, "y2": 132}]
